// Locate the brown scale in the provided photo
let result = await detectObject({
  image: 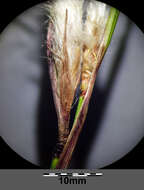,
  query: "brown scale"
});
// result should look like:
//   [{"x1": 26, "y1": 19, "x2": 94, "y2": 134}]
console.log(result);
[{"x1": 81, "y1": 44, "x2": 98, "y2": 96}]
